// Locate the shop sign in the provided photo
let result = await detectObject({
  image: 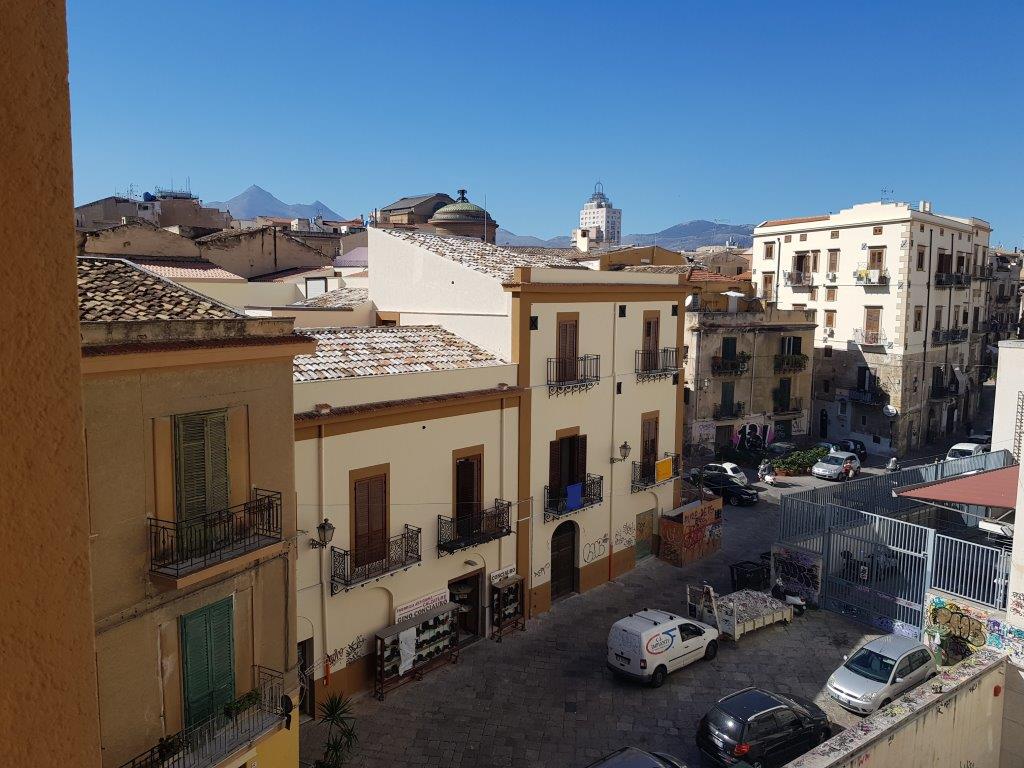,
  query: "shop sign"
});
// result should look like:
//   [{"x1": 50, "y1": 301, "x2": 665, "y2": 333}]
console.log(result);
[
  {"x1": 395, "y1": 588, "x2": 449, "y2": 622},
  {"x1": 489, "y1": 565, "x2": 517, "y2": 584}
]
